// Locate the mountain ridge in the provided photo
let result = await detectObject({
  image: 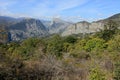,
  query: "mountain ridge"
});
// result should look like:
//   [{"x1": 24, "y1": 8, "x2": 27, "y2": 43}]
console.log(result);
[
  {"x1": 62, "y1": 13, "x2": 120, "y2": 36},
  {"x1": 0, "y1": 13, "x2": 120, "y2": 41}
]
